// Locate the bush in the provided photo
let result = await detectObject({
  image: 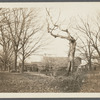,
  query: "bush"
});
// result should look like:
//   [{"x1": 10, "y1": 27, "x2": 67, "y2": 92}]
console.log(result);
[
  {"x1": 53, "y1": 67, "x2": 67, "y2": 76},
  {"x1": 49, "y1": 70, "x2": 87, "y2": 92}
]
